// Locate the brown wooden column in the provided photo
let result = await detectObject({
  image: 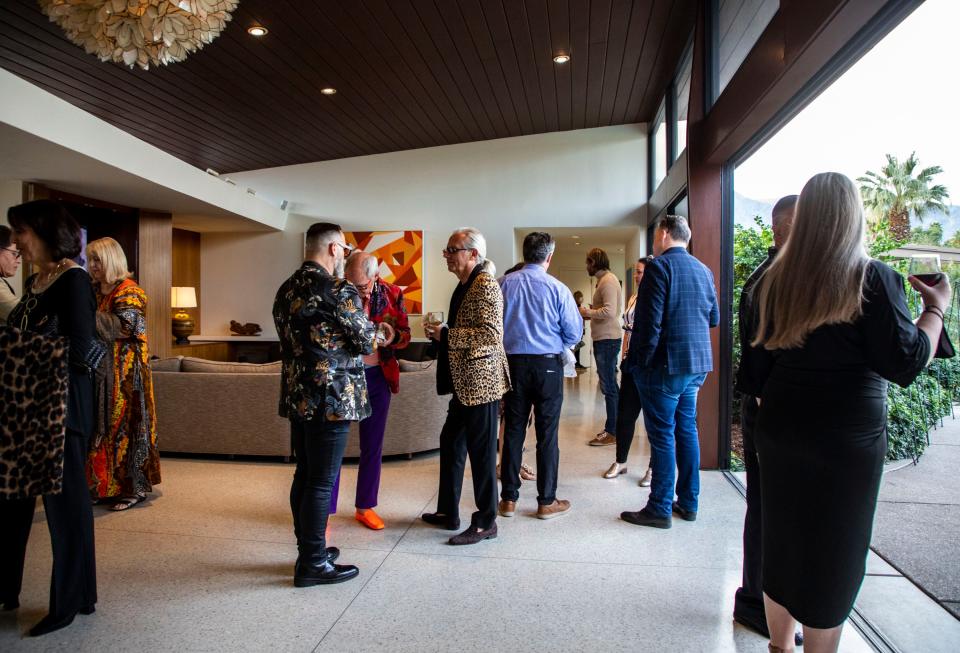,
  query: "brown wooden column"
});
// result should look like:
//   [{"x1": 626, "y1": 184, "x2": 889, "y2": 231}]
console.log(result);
[{"x1": 139, "y1": 211, "x2": 172, "y2": 359}]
